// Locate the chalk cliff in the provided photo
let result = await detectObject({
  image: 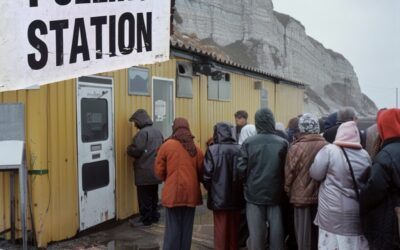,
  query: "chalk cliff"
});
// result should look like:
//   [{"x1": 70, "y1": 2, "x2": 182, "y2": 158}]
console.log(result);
[{"x1": 173, "y1": 0, "x2": 378, "y2": 116}]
